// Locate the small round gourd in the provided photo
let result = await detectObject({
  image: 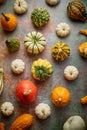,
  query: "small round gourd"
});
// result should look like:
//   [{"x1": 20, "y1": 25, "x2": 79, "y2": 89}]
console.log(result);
[
  {"x1": 5, "y1": 37, "x2": 20, "y2": 52},
  {"x1": 67, "y1": 0, "x2": 87, "y2": 22},
  {"x1": 14, "y1": 0, "x2": 28, "y2": 14},
  {"x1": 24, "y1": 31, "x2": 46, "y2": 55},
  {"x1": 1, "y1": 102, "x2": 14, "y2": 116},
  {"x1": 1, "y1": 13, "x2": 18, "y2": 31},
  {"x1": 31, "y1": 8, "x2": 50, "y2": 27},
  {"x1": 52, "y1": 41, "x2": 70, "y2": 62},
  {"x1": 46, "y1": 0, "x2": 59, "y2": 6},
  {"x1": 78, "y1": 42, "x2": 87, "y2": 58},
  {"x1": 35, "y1": 103, "x2": 51, "y2": 119},
  {"x1": 56, "y1": 23, "x2": 70, "y2": 37},
  {"x1": 31, "y1": 58, "x2": 53, "y2": 81},
  {"x1": 51, "y1": 87, "x2": 71, "y2": 107},
  {"x1": 11, "y1": 59, "x2": 25, "y2": 74},
  {"x1": 64, "y1": 65, "x2": 79, "y2": 81}
]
